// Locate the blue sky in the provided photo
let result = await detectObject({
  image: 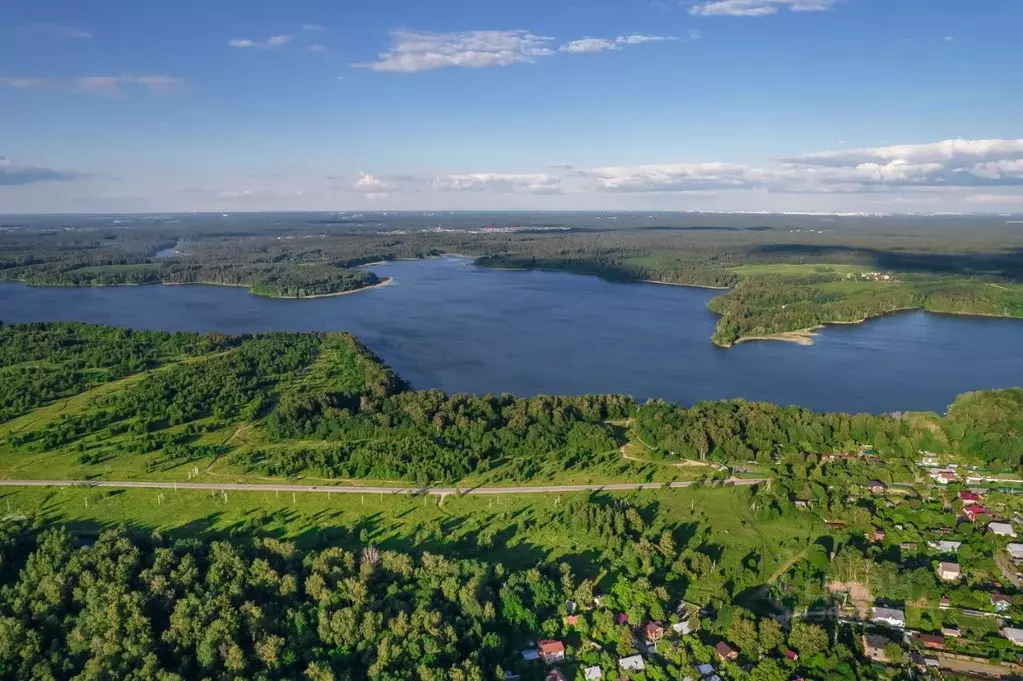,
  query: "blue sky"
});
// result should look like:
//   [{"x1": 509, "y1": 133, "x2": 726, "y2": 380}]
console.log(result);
[{"x1": 2, "y1": 0, "x2": 1022, "y2": 213}]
